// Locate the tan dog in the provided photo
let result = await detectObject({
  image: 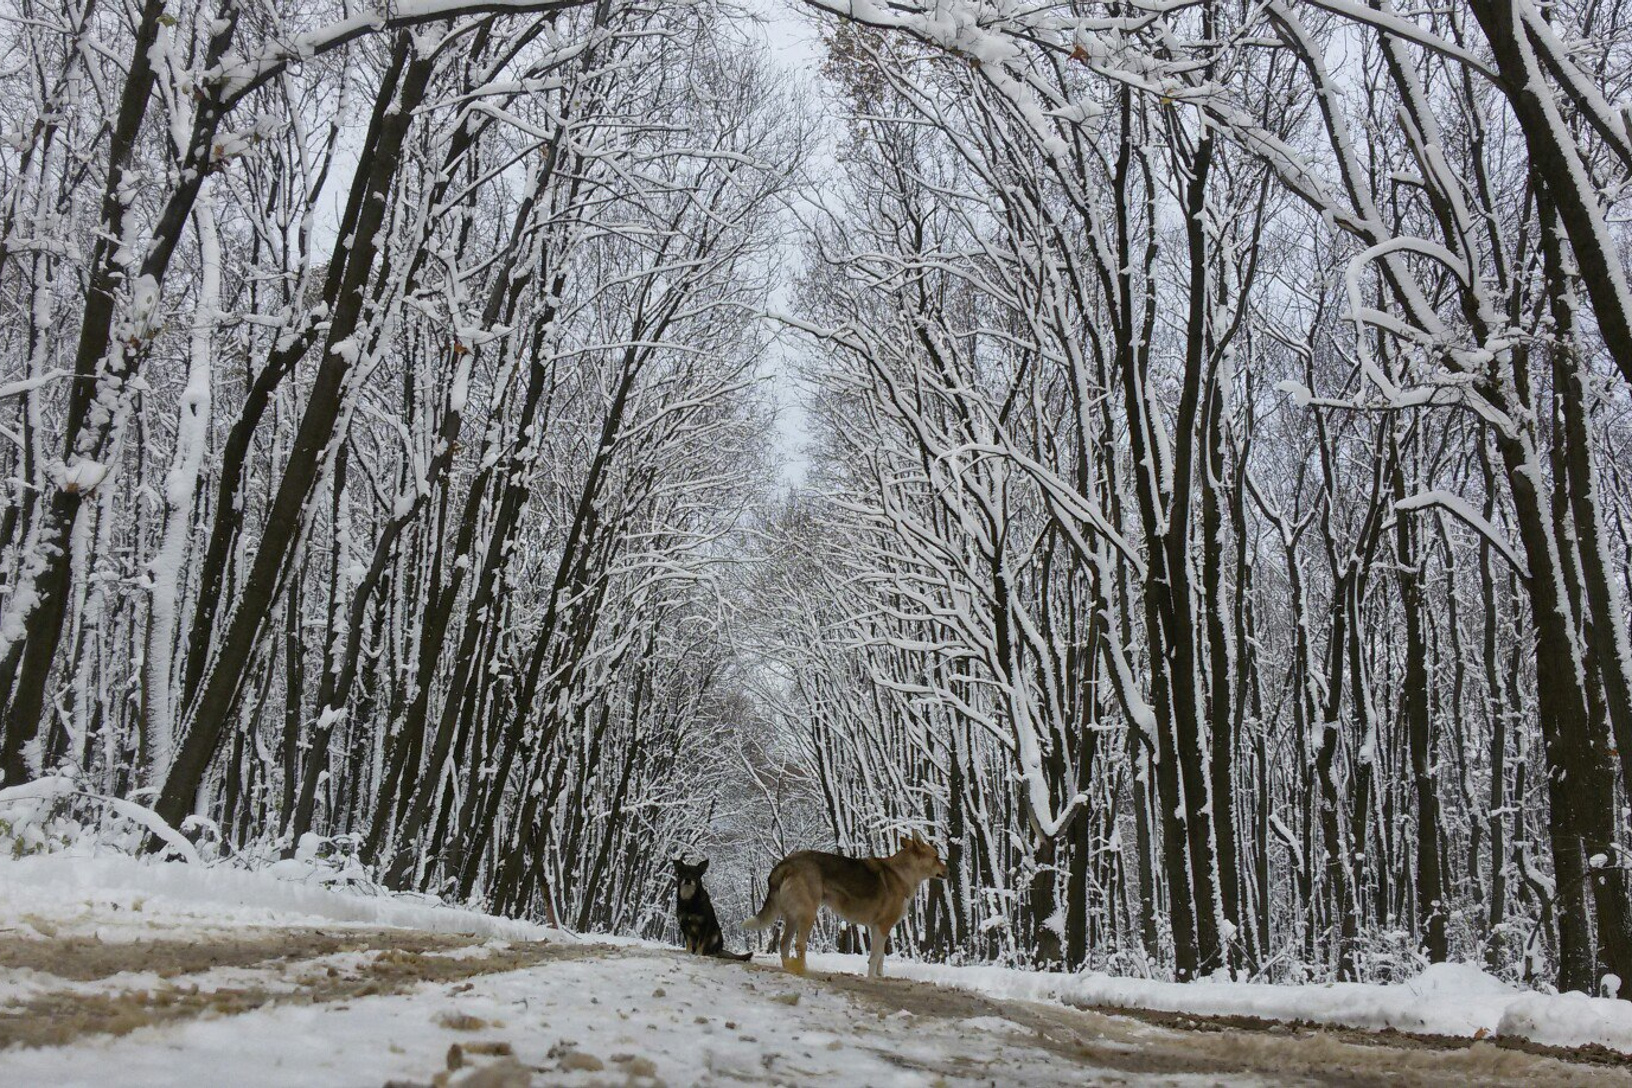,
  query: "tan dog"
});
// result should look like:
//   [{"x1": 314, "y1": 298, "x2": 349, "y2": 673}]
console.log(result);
[{"x1": 745, "y1": 835, "x2": 947, "y2": 978}]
